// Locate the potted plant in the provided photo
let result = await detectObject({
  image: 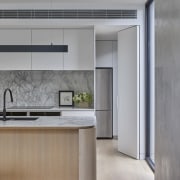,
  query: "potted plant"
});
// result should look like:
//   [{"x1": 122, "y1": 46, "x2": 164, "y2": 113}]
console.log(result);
[{"x1": 73, "y1": 92, "x2": 92, "y2": 108}]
